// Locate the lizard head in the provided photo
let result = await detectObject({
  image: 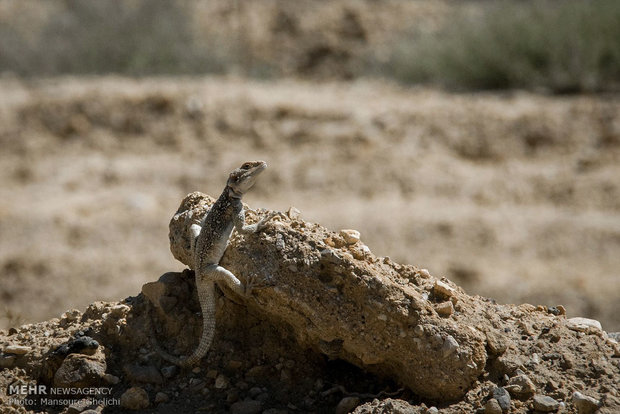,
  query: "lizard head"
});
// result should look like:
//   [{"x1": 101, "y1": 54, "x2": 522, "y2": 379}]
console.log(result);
[{"x1": 227, "y1": 160, "x2": 267, "y2": 198}]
